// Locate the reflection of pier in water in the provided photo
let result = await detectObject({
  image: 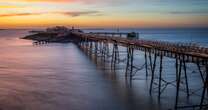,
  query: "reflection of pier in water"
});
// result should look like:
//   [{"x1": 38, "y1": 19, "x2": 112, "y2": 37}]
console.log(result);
[{"x1": 71, "y1": 32, "x2": 208, "y2": 110}]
